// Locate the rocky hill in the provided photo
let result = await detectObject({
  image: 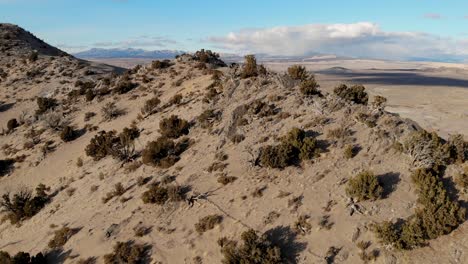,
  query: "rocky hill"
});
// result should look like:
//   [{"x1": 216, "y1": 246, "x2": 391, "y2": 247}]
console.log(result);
[{"x1": 0, "y1": 25, "x2": 467, "y2": 264}]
